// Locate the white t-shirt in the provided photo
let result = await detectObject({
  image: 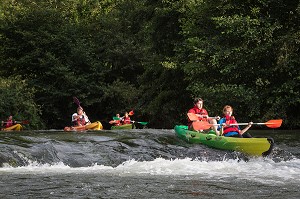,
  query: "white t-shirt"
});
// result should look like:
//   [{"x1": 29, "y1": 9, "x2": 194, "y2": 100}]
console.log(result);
[{"x1": 72, "y1": 113, "x2": 90, "y2": 123}]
